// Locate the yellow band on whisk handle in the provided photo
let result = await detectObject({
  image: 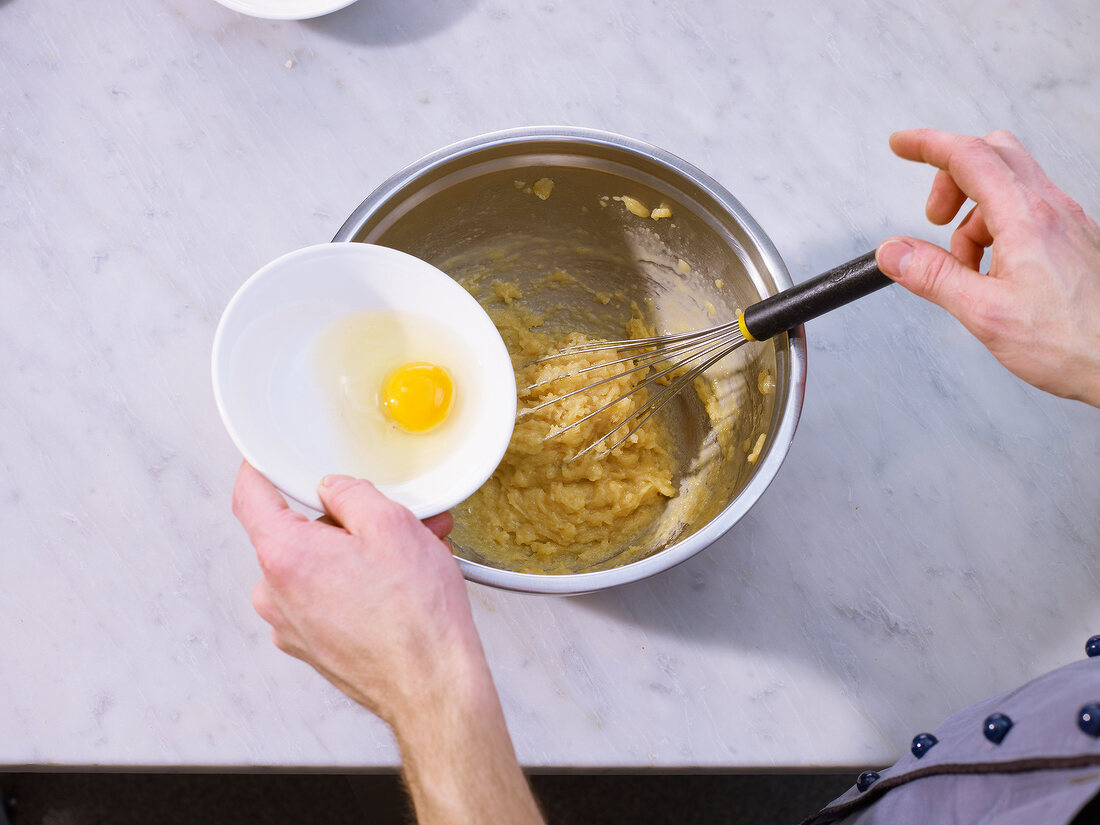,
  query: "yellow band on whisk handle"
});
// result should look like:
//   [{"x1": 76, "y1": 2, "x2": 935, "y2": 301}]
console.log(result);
[{"x1": 737, "y1": 312, "x2": 756, "y2": 343}]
